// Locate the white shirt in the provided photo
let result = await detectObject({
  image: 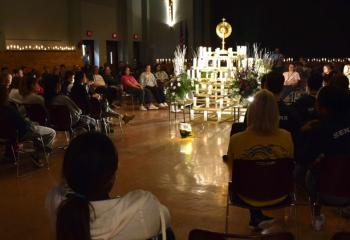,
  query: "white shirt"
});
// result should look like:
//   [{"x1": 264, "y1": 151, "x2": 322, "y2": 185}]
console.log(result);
[
  {"x1": 46, "y1": 186, "x2": 171, "y2": 240},
  {"x1": 283, "y1": 71, "x2": 300, "y2": 86},
  {"x1": 140, "y1": 72, "x2": 157, "y2": 87},
  {"x1": 93, "y1": 74, "x2": 106, "y2": 87},
  {"x1": 344, "y1": 64, "x2": 350, "y2": 77}
]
